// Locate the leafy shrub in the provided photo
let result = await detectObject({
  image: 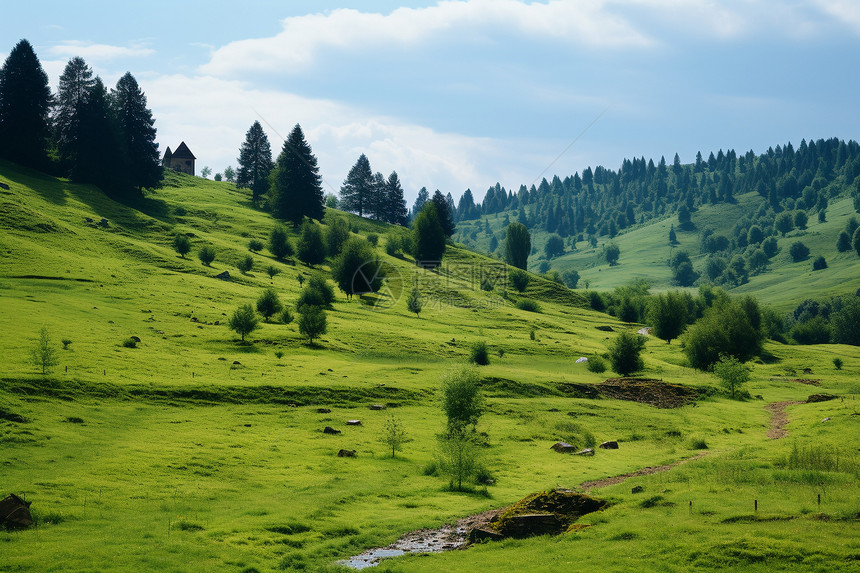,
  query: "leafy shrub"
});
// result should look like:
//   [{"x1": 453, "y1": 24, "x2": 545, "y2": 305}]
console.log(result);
[
  {"x1": 326, "y1": 218, "x2": 350, "y2": 256},
  {"x1": 836, "y1": 231, "x2": 852, "y2": 252},
  {"x1": 331, "y1": 237, "x2": 382, "y2": 298},
  {"x1": 688, "y1": 437, "x2": 708, "y2": 450},
  {"x1": 198, "y1": 245, "x2": 216, "y2": 266},
  {"x1": 268, "y1": 226, "x2": 293, "y2": 260},
  {"x1": 172, "y1": 234, "x2": 191, "y2": 258},
  {"x1": 529, "y1": 327, "x2": 536, "y2": 341},
  {"x1": 683, "y1": 299, "x2": 763, "y2": 370},
  {"x1": 256, "y1": 288, "x2": 283, "y2": 322},
  {"x1": 228, "y1": 304, "x2": 260, "y2": 342},
  {"x1": 509, "y1": 268, "x2": 529, "y2": 292},
  {"x1": 516, "y1": 299, "x2": 541, "y2": 313},
  {"x1": 562, "y1": 269, "x2": 580, "y2": 289},
  {"x1": 265, "y1": 265, "x2": 280, "y2": 280},
  {"x1": 296, "y1": 221, "x2": 326, "y2": 266},
  {"x1": 713, "y1": 354, "x2": 750, "y2": 399},
  {"x1": 588, "y1": 290, "x2": 605, "y2": 311},
  {"x1": 608, "y1": 331, "x2": 646, "y2": 376},
  {"x1": 237, "y1": 255, "x2": 253, "y2": 274},
  {"x1": 366, "y1": 233, "x2": 378, "y2": 246},
  {"x1": 280, "y1": 307, "x2": 294, "y2": 324},
  {"x1": 812, "y1": 256, "x2": 827, "y2": 271},
  {"x1": 469, "y1": 341, "x2": 490, "y2": 365},
  {"x1": 833, "y1": 358, "x2": 843, "y2": 370},
  {"x1": 274, "y1": 350, "x2": 284, "y2": 359},
  {"x1": 122, "y1": 337, "x2": 137, "y2": 348},
  {"x1": 248, "y1": 239, "x2": 264, "y2": 252},
  {"x1": 790, "y1": 316, "x2": 830, "y2": 345},
  {"x1": 789, "y1": 241, "x2": 809, "y2": 262},
  {"x1": 61, "y1": 339, "x2": 72, "y2": 350},
  {"x1": 298, "y1": 305, "x2": 327, "y2": 344},
  {"x1": 586, "y1": 355, "x2": 607, "y2": 373}
]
